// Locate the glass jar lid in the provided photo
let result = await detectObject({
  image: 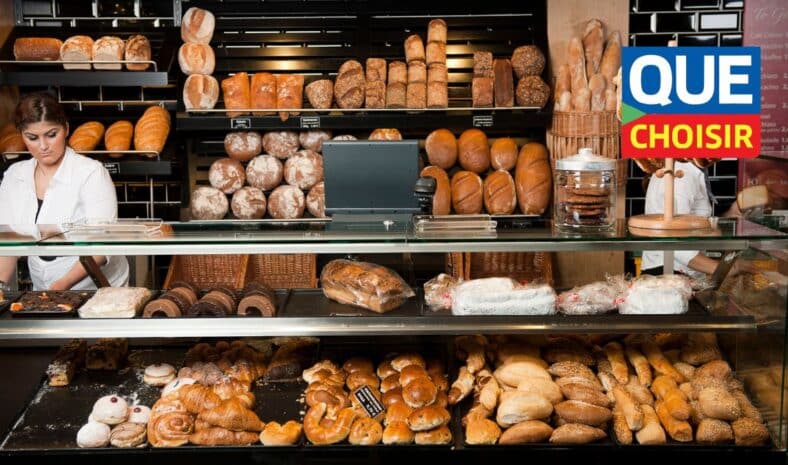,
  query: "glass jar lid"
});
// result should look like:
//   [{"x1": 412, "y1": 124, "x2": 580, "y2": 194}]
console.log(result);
[{"x1": 555, "y1": 148, "x2": 616, "y2": 171}]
